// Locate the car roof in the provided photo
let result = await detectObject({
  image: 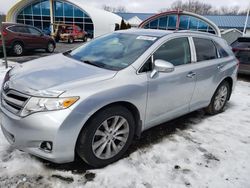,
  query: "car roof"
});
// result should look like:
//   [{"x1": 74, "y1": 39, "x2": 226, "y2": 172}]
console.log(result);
[
  {"x1": 2, "y1": 22, "x2": 27, "y2": 27},
  {"x1": 116, "y1": 28, "x2": 221, "y2": 39},
  {"x1": 116, "y1": 29, "x2": 174, "y2": 37}
]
